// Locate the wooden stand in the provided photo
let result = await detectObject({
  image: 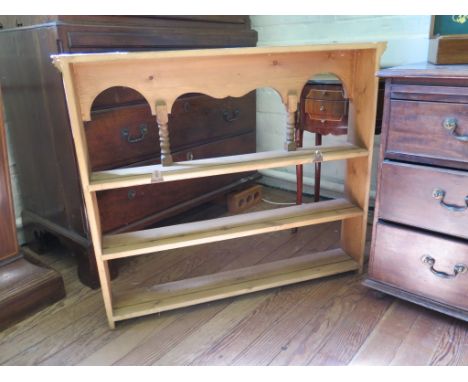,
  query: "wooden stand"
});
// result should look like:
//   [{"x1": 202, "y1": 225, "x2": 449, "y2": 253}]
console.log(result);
[
  {"x1": 0, "y1": 86, "x2": 65, "y2": 330},
  {"x1": 52, "y1": 43, "x2": 385, "y2": 328}
]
